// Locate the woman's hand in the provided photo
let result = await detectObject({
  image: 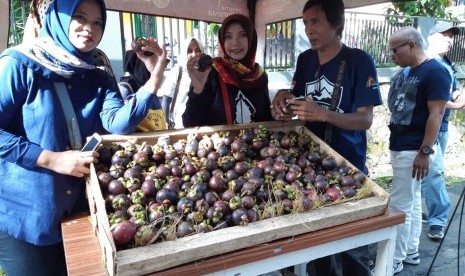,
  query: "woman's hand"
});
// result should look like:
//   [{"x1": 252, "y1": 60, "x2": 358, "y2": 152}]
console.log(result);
[
  {"x1": 186, "y1": 54, "x2": 211, "y2": 94},
  {"x1": 137, "y1": 38, "x2": 168, "y2": 93},
  {"x1": 36, "y1": 150, "x2": 99, "y2": 178},
  {"x1": 271, "y1": 89, "x2": 294, "y2": 120}
]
